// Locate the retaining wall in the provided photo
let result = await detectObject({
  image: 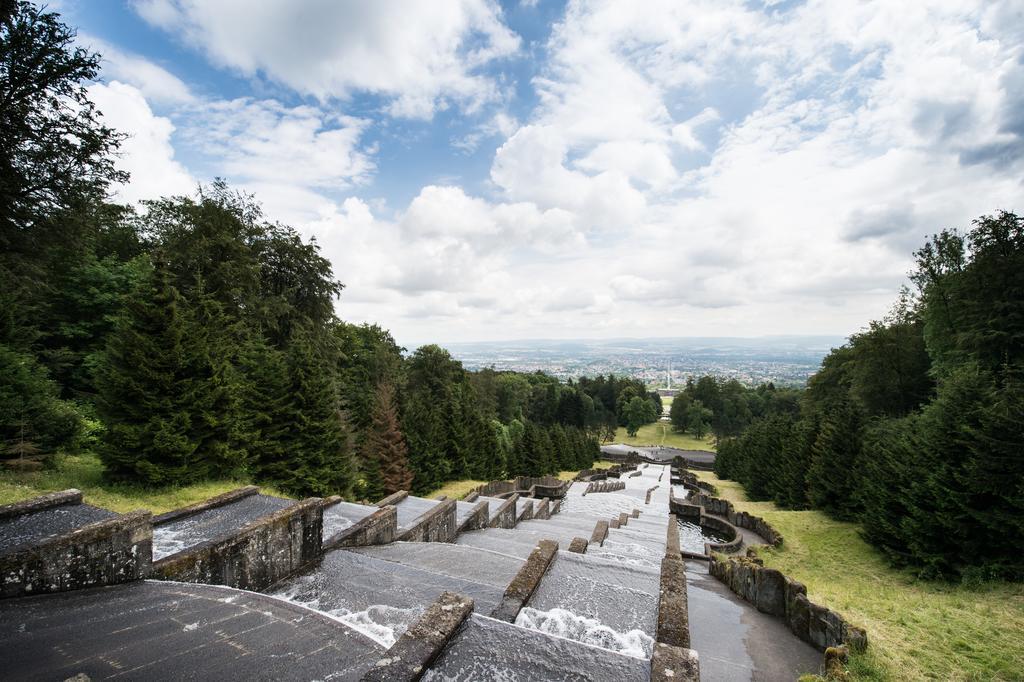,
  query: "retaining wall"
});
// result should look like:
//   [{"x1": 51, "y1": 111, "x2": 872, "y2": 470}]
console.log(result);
[
  {"x1": 1, "y1": 509, "x2": 152, "y2": 598},
  {"x1": 691, "y1": 491, "x2": 784, "y2": 547},
  {"x1": 488, "y1": 494, "x2": 519, "y2": 529},
  {"x1": 399, "y1": 499, "x2": 458, "y2": 543},
  {"x1": 491, "y1": 539, "x2": 558, "y2": 622},
  {"x1": 151, "y1": 498, "x2": 323, "y2": 592},
  {"x1": 326, "y1": 506, "x2": 397, "y2": 549},
  {"x1": 457, "y1": 500, "x2": 491, "y2": 533},
  {"x1": 710, "y1": 554, "x2": 867, "y2": 654},
  {"x1": 151, "y1": 486, "x2": 258, "y2": 524}
]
